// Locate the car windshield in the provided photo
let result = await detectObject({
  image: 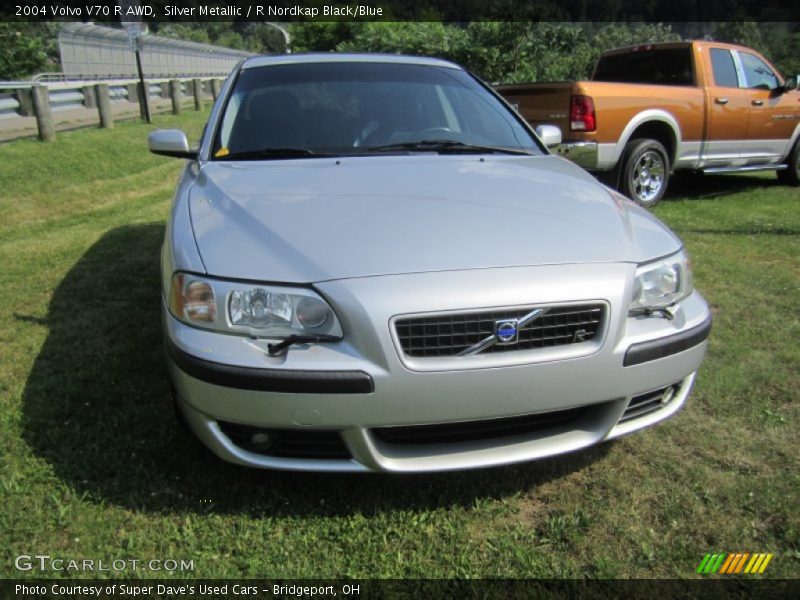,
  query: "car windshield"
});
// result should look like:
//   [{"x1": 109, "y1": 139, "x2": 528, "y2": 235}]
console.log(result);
[{"x1": 212, "y1": 61, "x2": 542, "y2": 159}]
